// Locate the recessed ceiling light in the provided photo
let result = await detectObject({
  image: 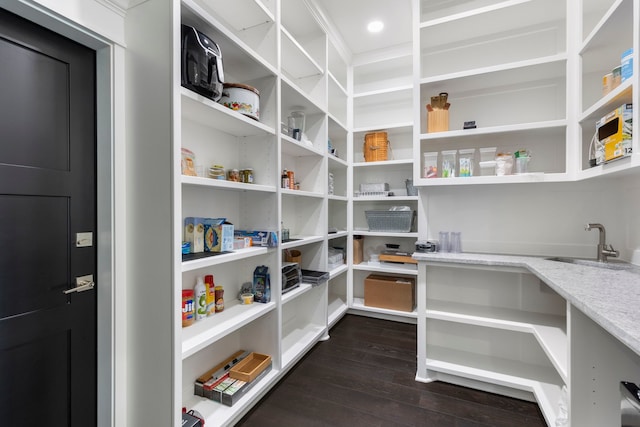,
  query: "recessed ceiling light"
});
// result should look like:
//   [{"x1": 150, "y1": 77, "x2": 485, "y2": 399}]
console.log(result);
[{"x1": 367, "y1": 20, "x2": 384, "y2": 33}]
